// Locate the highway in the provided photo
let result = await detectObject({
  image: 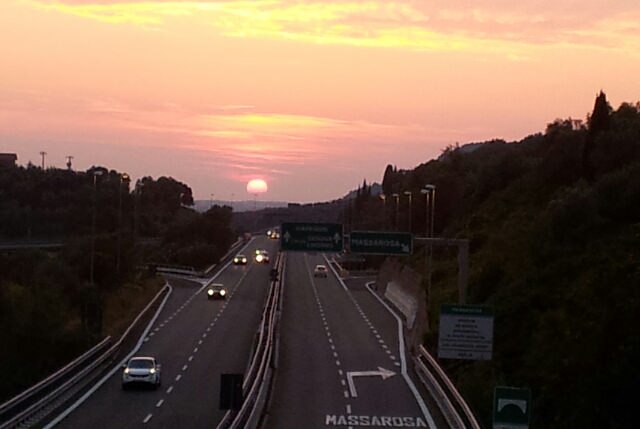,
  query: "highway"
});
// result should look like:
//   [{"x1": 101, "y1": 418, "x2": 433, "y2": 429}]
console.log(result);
[
  {"x1": 265, "y1": 252, "x2": 438, "y2": 429},
  {"x1": 52, "y1": 236, "x2": 278, "y2": 429}
]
